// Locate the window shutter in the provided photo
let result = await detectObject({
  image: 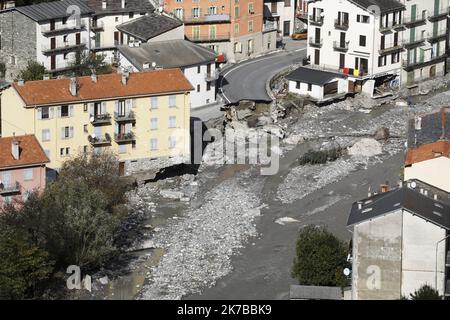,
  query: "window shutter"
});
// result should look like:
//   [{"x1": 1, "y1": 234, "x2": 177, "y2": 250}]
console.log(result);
[
  {"x1": 114, "y1": 123, "x2": 119, "y2": 134},
  {"x1": 61, "y1": 127, "x2": 65, "y2": 139},
  {"x1": 37, "y1": 108, "x2": 42, "y2": 120},
  {"x1": 57, "y1": 106, "x2": 62, "y2": 118},
  {"x1": 114, "y1": 100, "x2": 119, "y2": 114},
  {"x1": 89, "y1": 103, "x2": 95, "y2": 116},
  {"x1": 49, "y1": 107, "x2": 54, "y2": 119},
  {"x1": 70, "y1": 126, "x2": 74, "y2": 138},
  {"x1": 125, "y1": 123, "x2": 132, "y2": 132},
  {"x1": 101, "y1": 101, "x2": 107, "y2": 114},
  {"x1": 132, "y1": 99, "x2": 137, "y2": 108},
  {"x1": 69, "y1": 105, "x2": 74, "y2": 117}
]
